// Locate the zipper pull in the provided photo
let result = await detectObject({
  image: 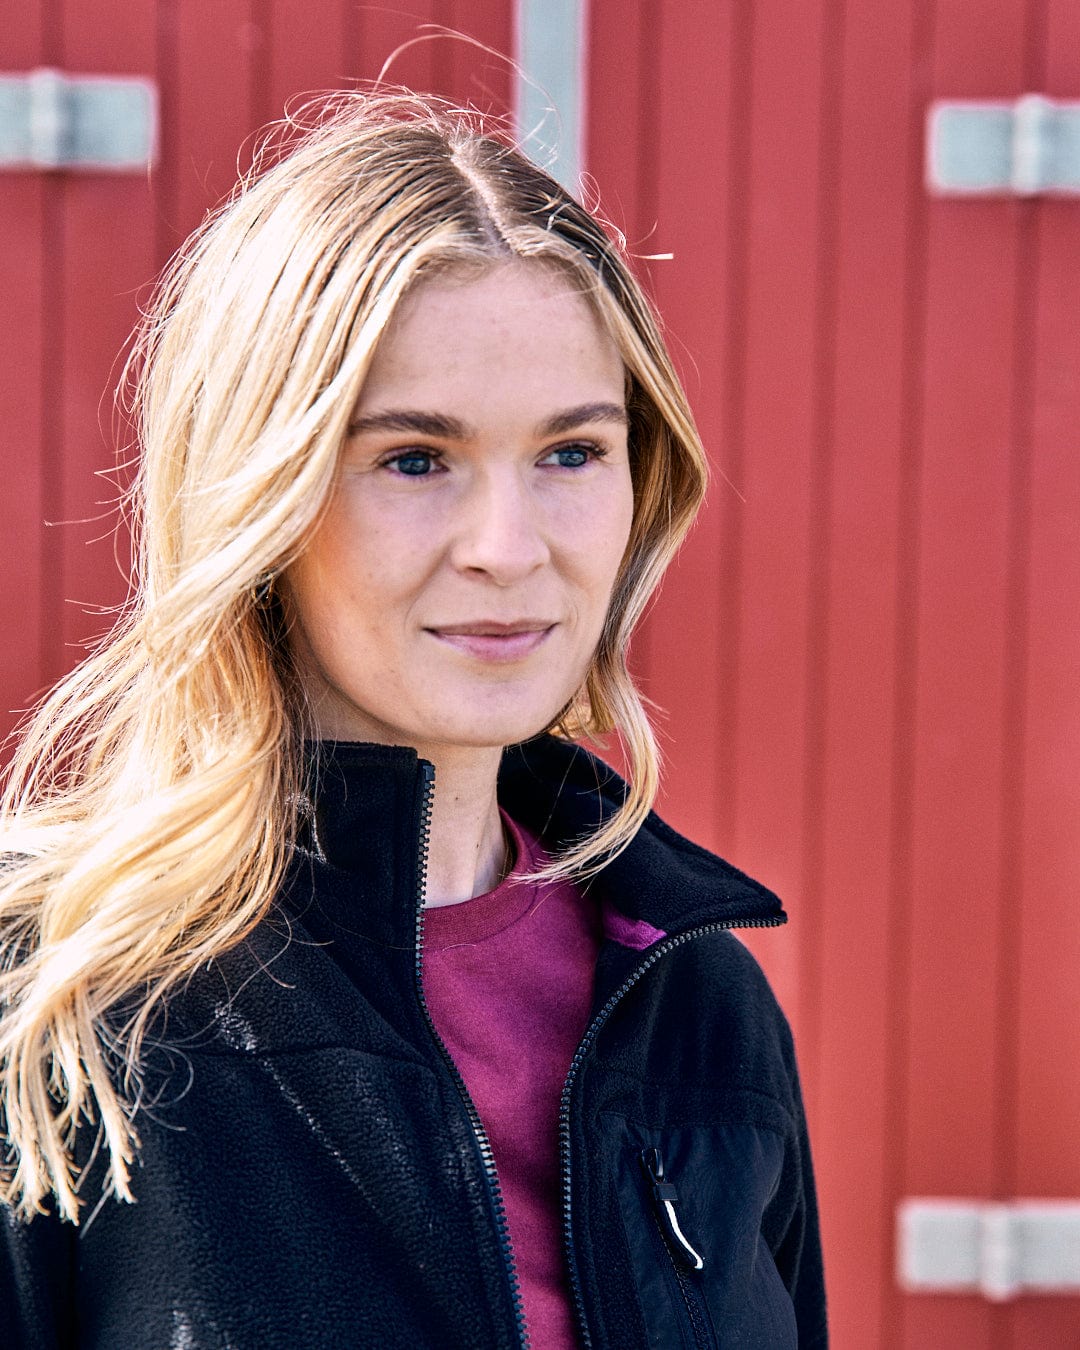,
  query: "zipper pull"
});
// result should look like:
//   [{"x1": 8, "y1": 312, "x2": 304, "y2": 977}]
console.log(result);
[{"x1": 640, "y1": 1147, "x2": 705, "y2": 1271}]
